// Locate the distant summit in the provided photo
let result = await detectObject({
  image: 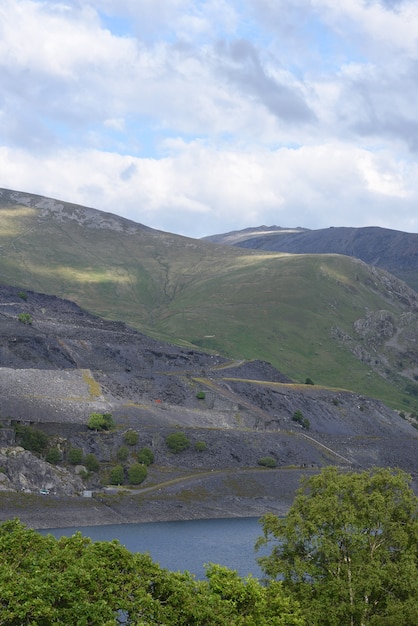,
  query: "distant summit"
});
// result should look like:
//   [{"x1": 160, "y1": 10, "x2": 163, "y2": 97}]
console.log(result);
[{"x1": 203, "y1": 225, "x2": 418, "y2": 292}]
